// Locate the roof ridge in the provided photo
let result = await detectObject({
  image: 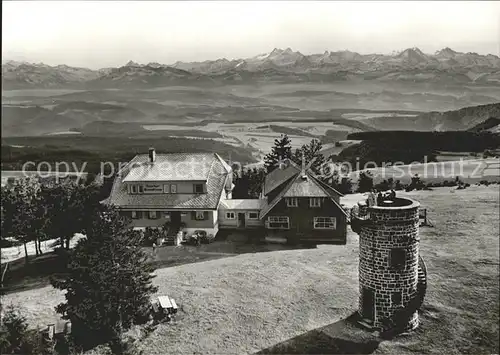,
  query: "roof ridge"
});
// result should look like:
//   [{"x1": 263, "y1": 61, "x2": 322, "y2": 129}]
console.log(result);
[
  {"x1": 310, "y1": 174, "x2": 344, "y2": 197},
  {"x1": 134, "y1": 151, "x2": 213, "y2": 156},
  {"x1": 117, "y1": 154, "x2": 140, "y2": 180},
  {"x1": 263, "y1": 162, "x2": 300, "y2": 195},
  {"x1": 214, "y1": 152, "x2": 232, "y2": 174}
]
